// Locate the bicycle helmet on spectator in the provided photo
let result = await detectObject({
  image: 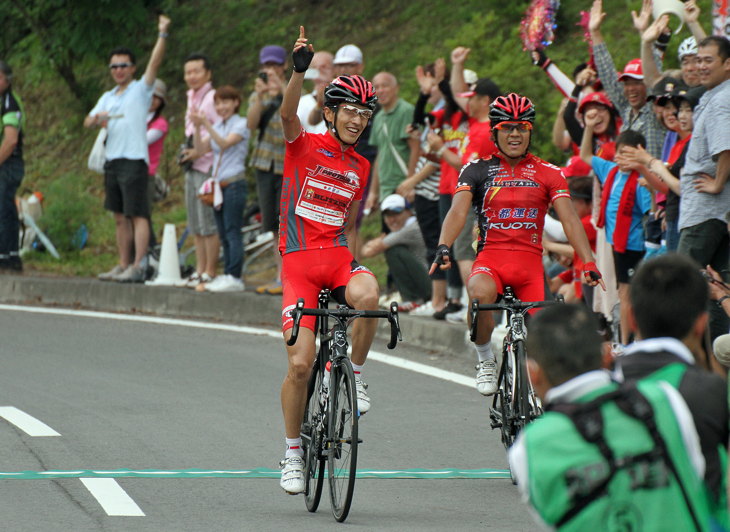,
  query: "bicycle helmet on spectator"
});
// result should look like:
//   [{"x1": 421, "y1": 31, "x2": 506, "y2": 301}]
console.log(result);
[
  {"x1": 489, "y1": 93, "x2": 536, "y2": 127},
  {"x1": 678, "y1": 36, "x2": 698, "y2": 61},
  {"x1": 323, "y1": 75, "x2": 377, "y2": 146}
]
